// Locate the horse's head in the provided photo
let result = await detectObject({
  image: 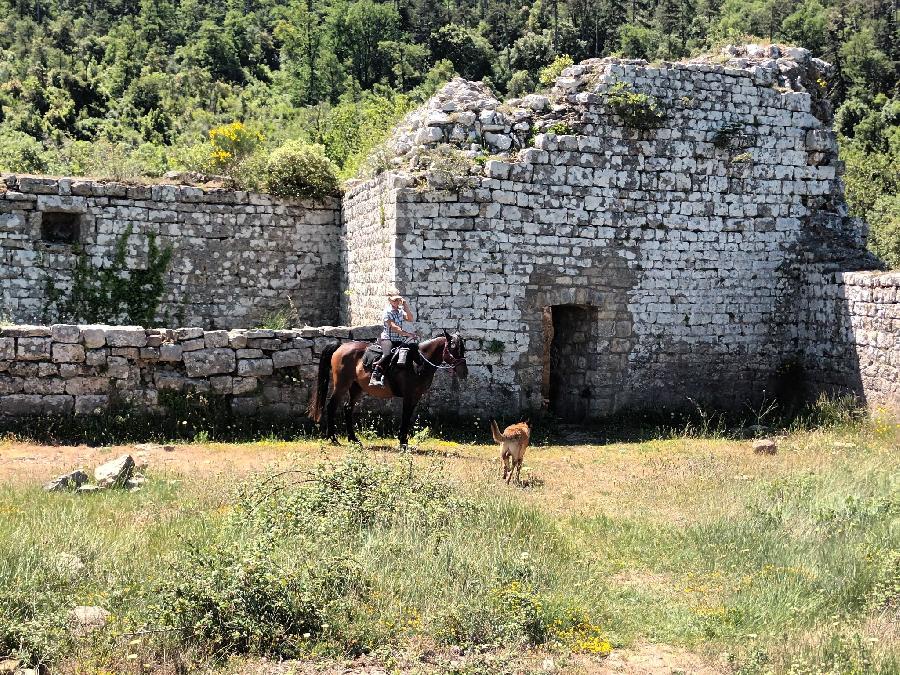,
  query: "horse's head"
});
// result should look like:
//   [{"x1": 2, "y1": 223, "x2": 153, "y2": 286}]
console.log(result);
[{"x1": 443, "y1": 330, "x2": 468, "y2": 380}]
